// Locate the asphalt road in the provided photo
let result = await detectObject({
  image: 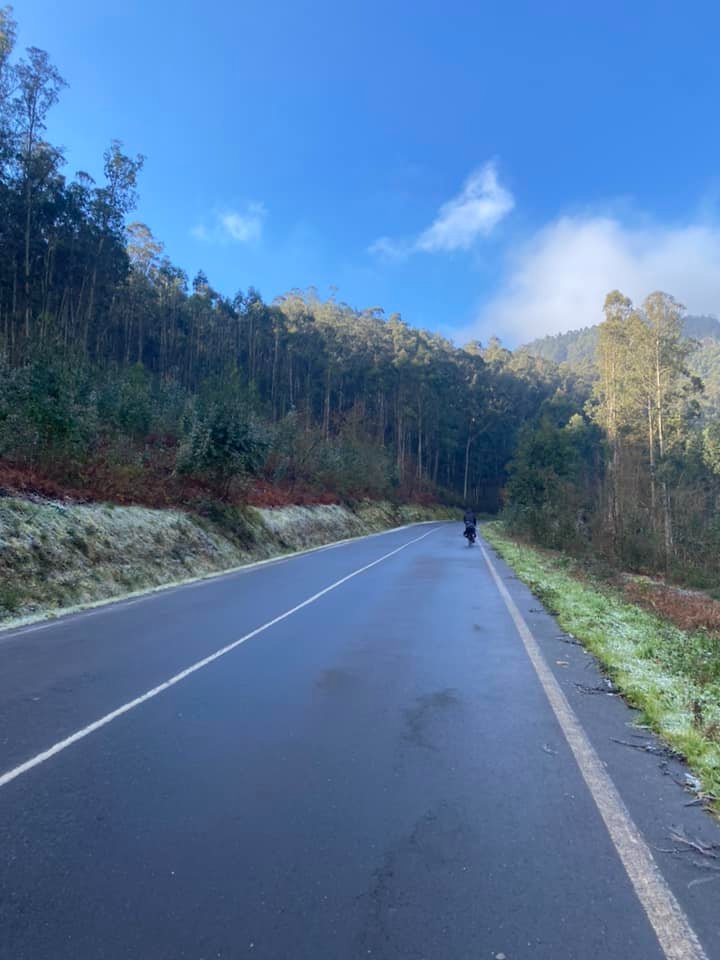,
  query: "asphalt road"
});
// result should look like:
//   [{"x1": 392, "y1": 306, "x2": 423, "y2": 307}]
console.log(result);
[{"x1": 1, "y1": 522, "x2": 719, "y2": 959}]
